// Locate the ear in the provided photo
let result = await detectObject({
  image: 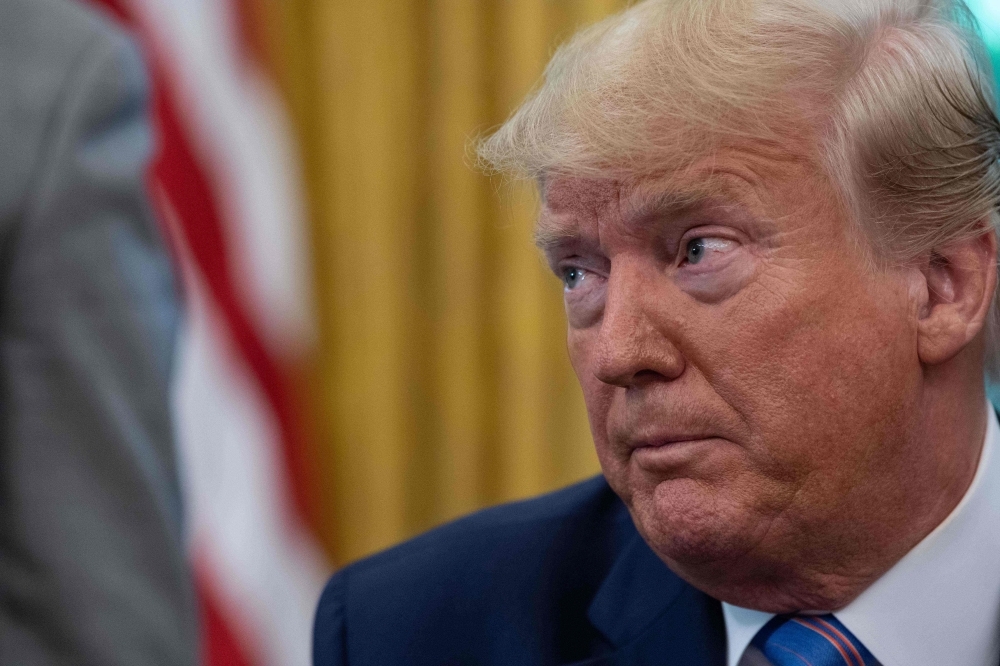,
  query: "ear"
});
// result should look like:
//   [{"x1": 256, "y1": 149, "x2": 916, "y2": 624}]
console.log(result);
[{"x1": 916, "y1": 225, "x2": 998, "y2": 366}]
